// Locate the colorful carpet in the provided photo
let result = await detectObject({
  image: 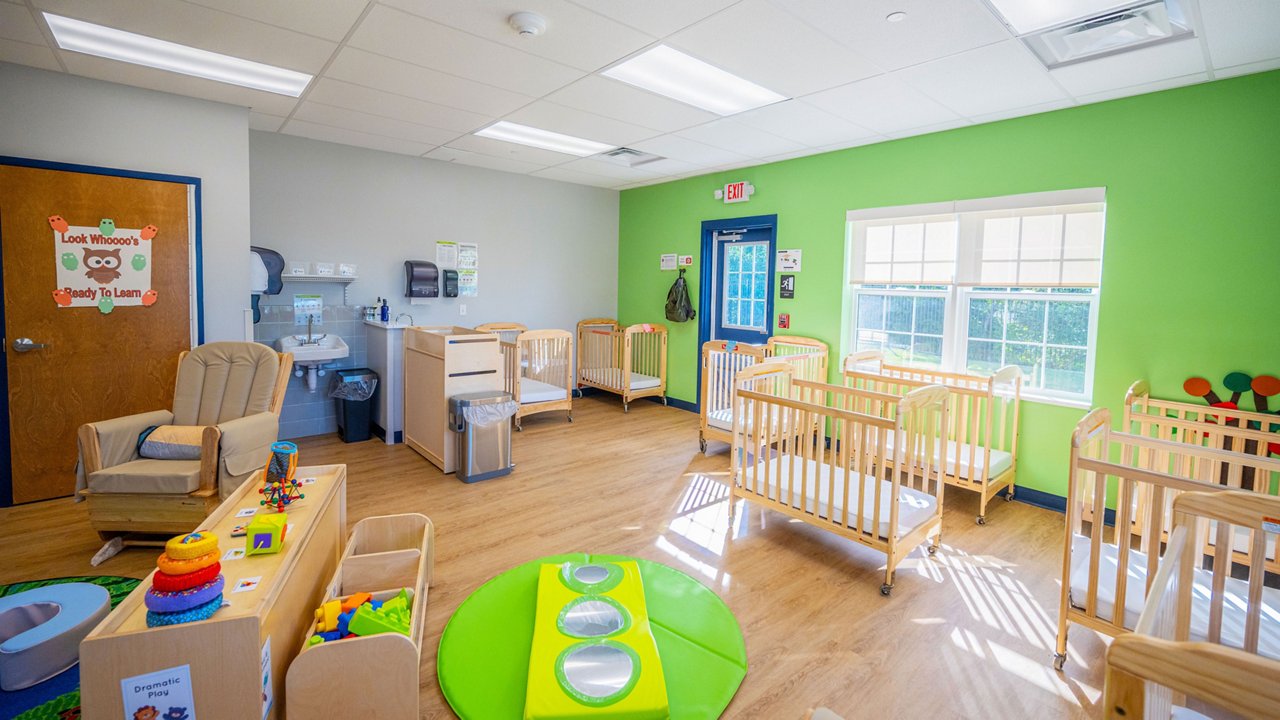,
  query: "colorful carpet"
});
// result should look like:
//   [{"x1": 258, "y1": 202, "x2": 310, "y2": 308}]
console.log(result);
[{"x1": 0, "y1": 576, "x2": 140, "y2": 720}]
